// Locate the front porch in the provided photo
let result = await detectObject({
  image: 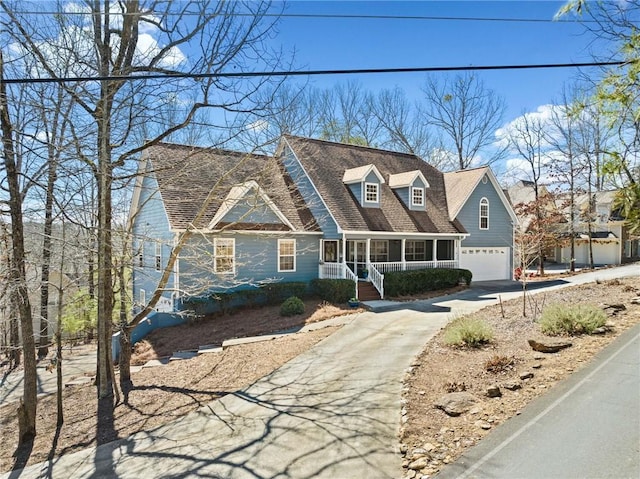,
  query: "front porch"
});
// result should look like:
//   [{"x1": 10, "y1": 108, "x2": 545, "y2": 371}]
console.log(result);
[{"x1": 318, "y1": 237, "x2": 462, "y2": 300}]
